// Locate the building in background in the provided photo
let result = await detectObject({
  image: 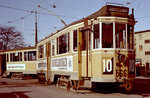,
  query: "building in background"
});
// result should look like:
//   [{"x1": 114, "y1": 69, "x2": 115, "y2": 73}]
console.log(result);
[{"x1": 134, "y1": 30, "x2": 150, "y2": 76}]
